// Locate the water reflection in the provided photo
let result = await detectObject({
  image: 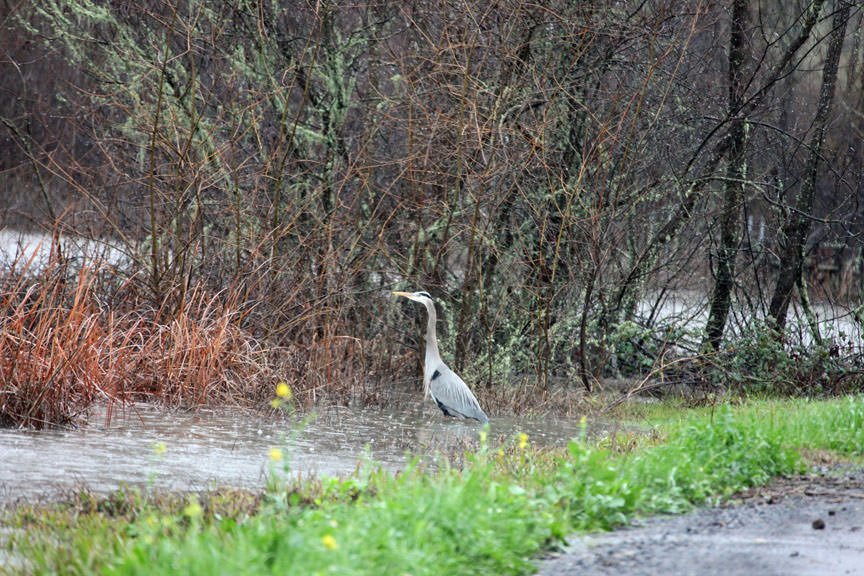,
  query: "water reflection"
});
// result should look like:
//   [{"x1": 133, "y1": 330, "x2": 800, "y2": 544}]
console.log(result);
[{"x1": 0, "y1": 403, "x2": 594, "y2": 503}]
